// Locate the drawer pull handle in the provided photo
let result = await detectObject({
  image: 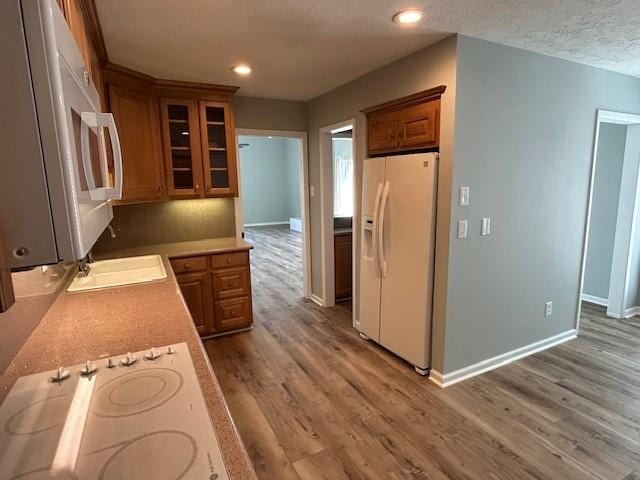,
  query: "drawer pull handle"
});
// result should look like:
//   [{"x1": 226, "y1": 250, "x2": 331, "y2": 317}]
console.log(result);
[{"x1": 184, "y1": 263, "x2": 190, "y2": 269}]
